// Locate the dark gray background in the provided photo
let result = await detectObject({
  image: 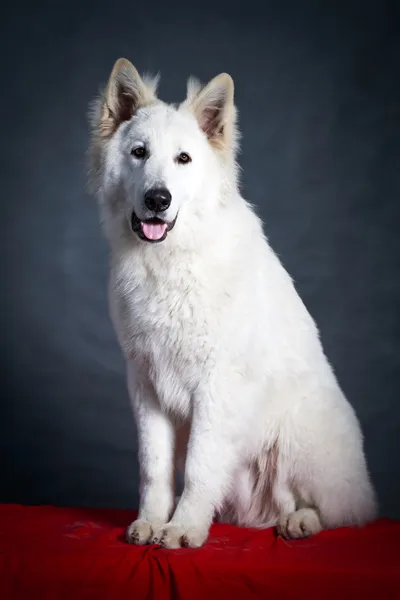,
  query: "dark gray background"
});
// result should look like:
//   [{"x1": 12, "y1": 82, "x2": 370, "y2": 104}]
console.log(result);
[{"x1": 2, "y1": 1, "x2": 399, "y2": 518}]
